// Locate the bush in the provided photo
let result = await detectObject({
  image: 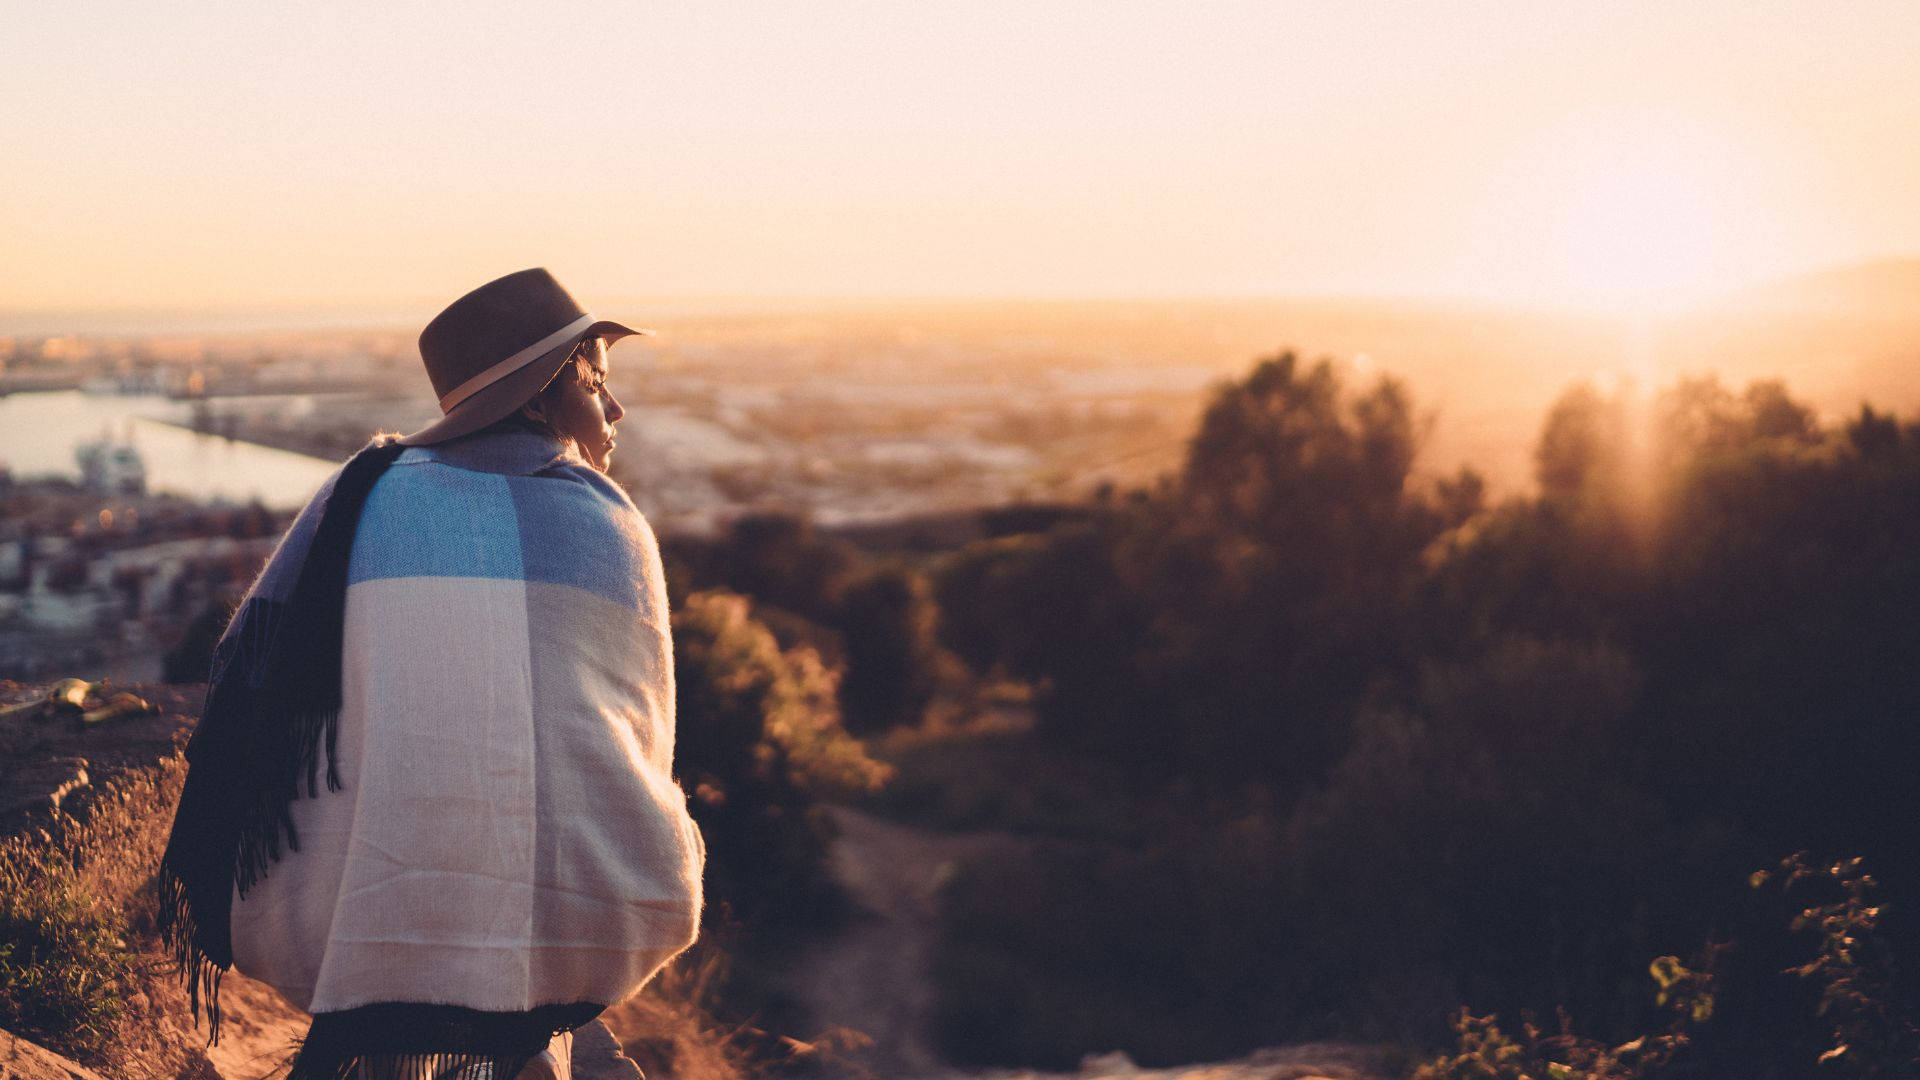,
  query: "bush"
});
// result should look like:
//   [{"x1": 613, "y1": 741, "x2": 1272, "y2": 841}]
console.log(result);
[
  {"x1": 673, "y1": 589, "x2": 889, "y2": 939},
  {"x1": 864, "y1": 708, "x2": 1135, "y2": 838},
  {"x1": 1752, "y1": 853, "x2": 1920, "y2": 1077},
  {"x1": 836, "y1": 564, "x2": 944, "y2": 735},
  {"x1": 1416, "y1": 854, "x2": 1920, "y2": 1079},
  {"x1": 1413, "y1": 968, "x2": 1707, "y2": 1080},
  {"x1": 601, "y1": 945, "x2": 757, "y2": 1080}
]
